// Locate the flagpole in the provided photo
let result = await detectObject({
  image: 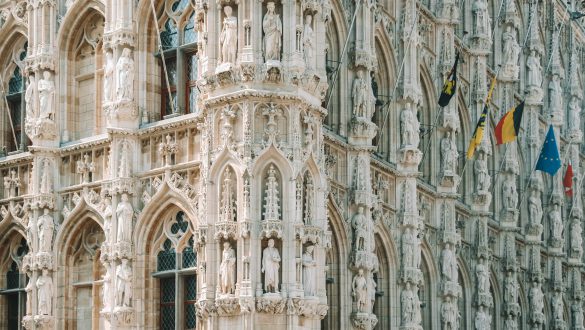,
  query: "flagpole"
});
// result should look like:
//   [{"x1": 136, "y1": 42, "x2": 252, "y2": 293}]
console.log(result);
[{"x1": 0, "y1": 75, "x2": 19, "y2": 150}]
